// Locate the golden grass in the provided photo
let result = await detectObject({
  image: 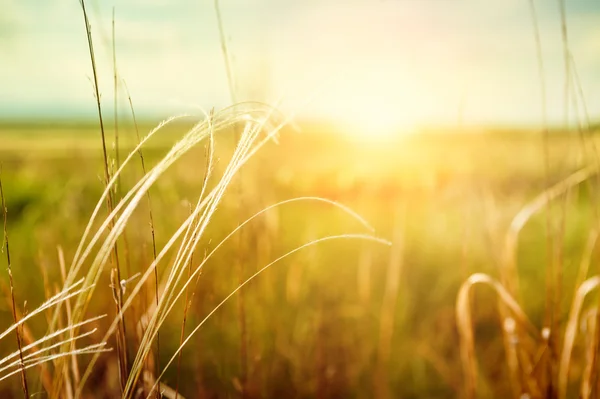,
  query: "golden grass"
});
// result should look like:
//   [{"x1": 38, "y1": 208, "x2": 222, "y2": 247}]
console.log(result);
[
  {"x1": 458, "y1": 159, "x2": 600, "y2": 398},
  {"x1": 0, "y1": 99, "x2": 391, "y2": 397},
  {"x1": 0, "y1": 98, "x2": 384, "y2": 398}
]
